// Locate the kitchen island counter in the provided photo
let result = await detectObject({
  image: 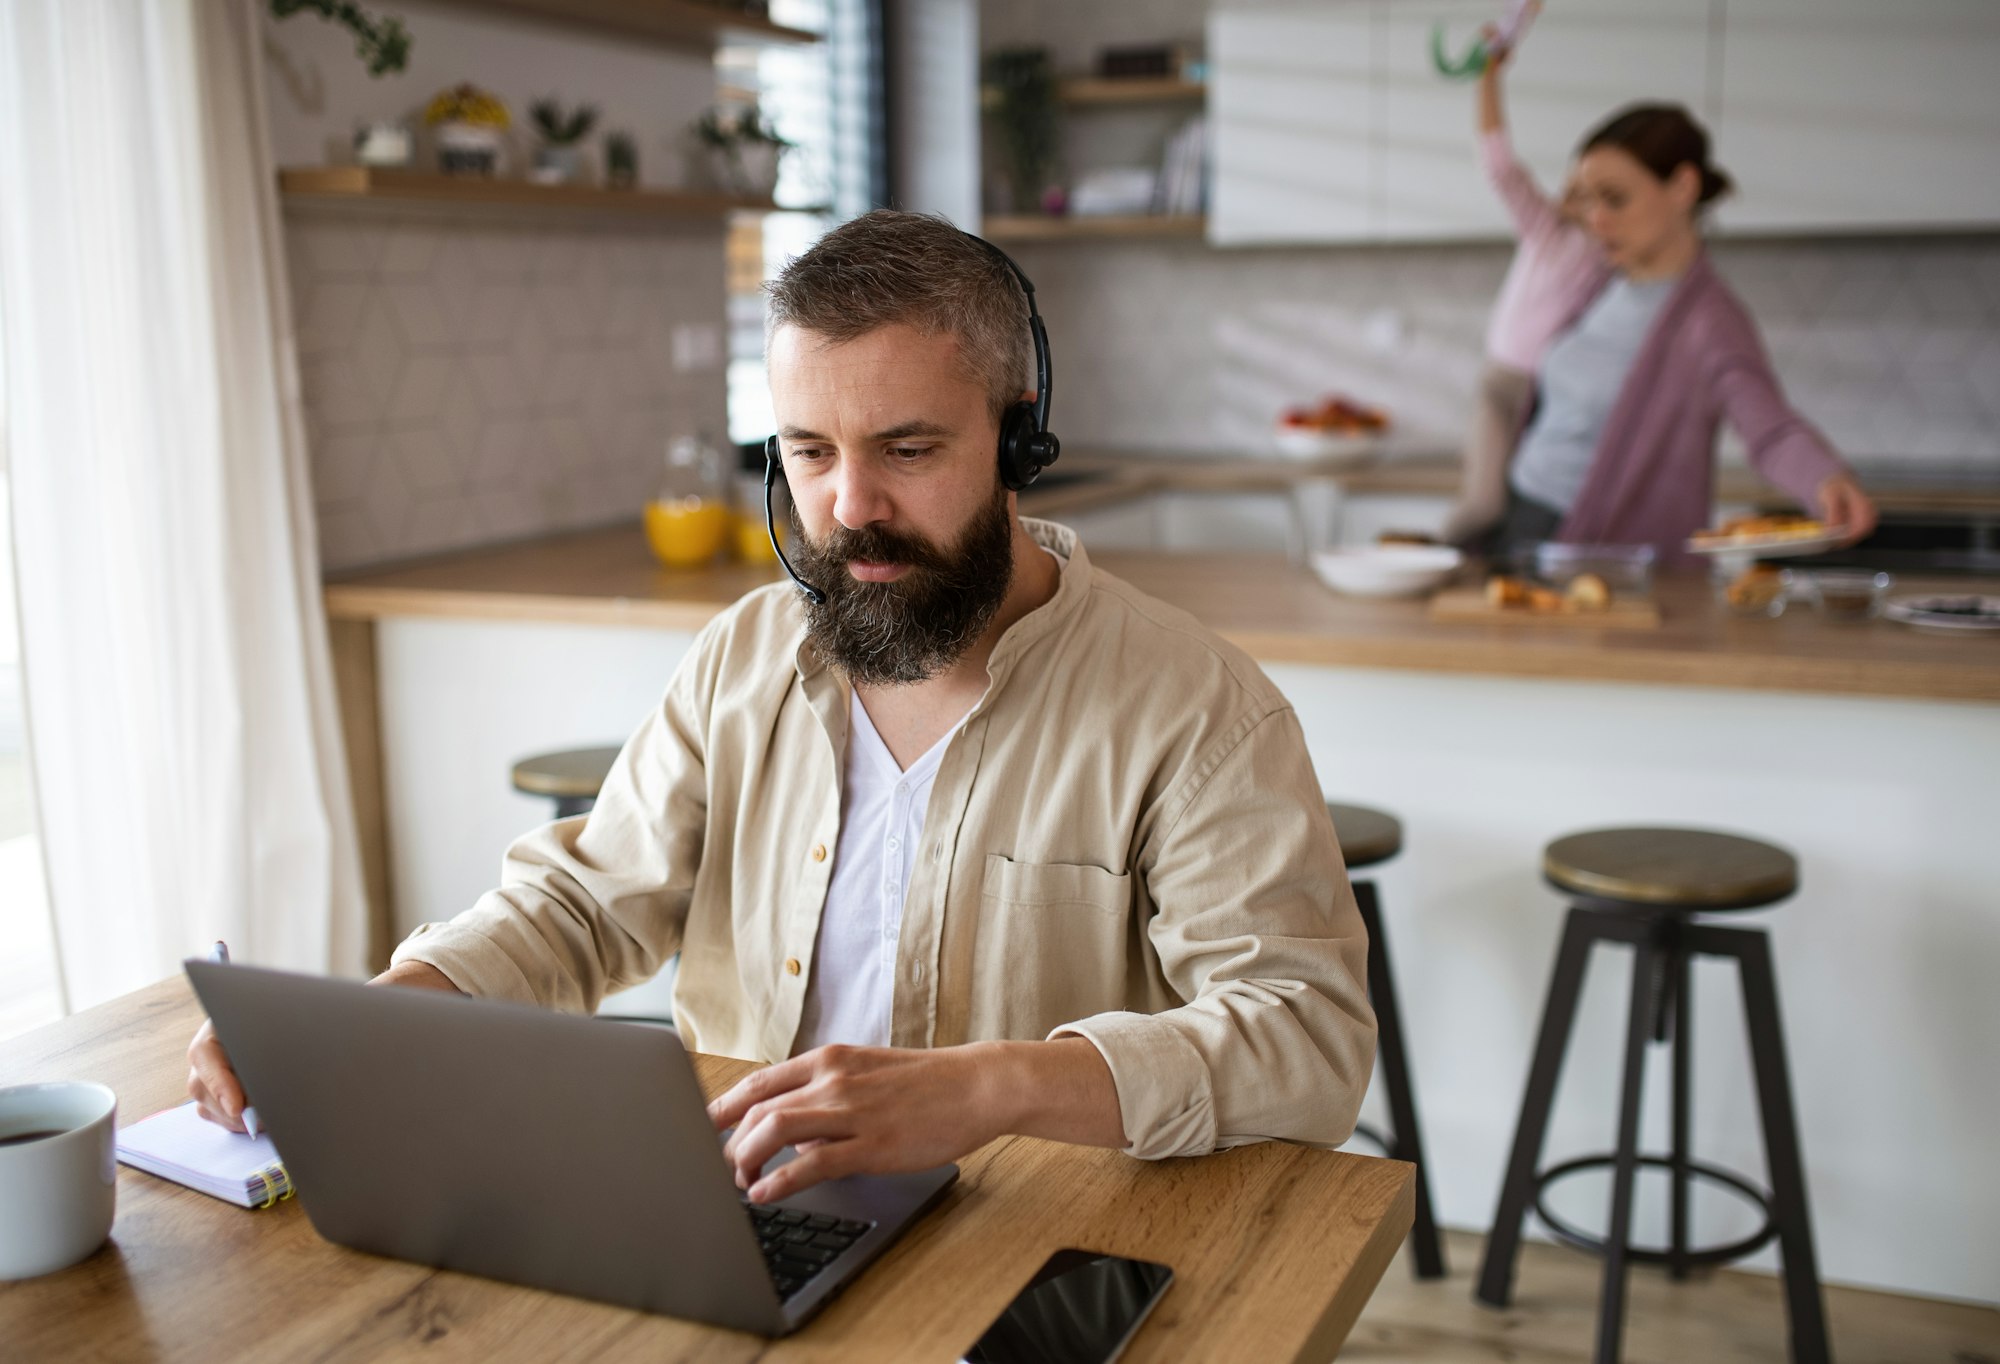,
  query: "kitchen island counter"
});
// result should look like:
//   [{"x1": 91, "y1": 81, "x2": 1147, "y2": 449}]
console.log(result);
[{"x1": 325, "y1": 524, "x2": 2000, "y2": 704}]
